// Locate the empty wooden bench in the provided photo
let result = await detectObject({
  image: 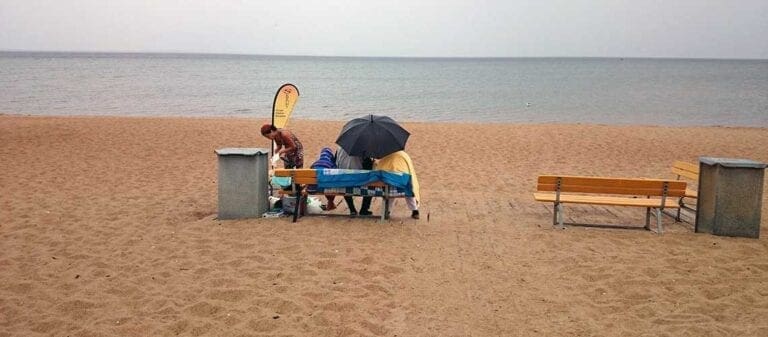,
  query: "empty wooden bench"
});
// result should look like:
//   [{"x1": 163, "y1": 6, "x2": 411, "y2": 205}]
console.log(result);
[
  {"x1": 533, "y1": 175, "x2": 687, "y2": 234},
  {"x1": 273, "y1": 168, "x2": 409, "y2": 222},
  {"x1": 668, "y1": 161, "x2": 699, "y2": 221}
]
